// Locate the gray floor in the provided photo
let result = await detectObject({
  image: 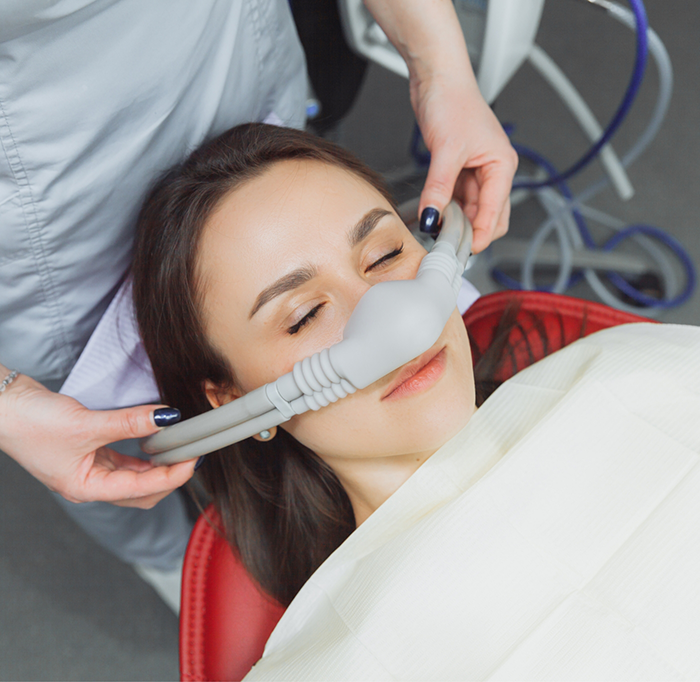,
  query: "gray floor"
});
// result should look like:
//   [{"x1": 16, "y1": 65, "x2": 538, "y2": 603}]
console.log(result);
[{"x1": 1, "y1": 1, "x2": 698, "y2": 680}]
